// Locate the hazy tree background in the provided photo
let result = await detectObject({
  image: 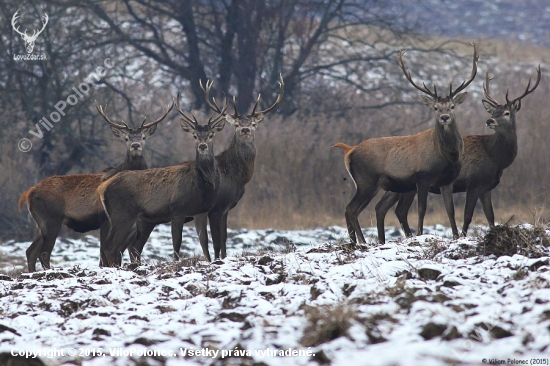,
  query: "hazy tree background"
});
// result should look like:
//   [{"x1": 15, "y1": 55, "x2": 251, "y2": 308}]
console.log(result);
[{"x1": 1, "y1": 0, "x2": 549, "y2": 240}]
